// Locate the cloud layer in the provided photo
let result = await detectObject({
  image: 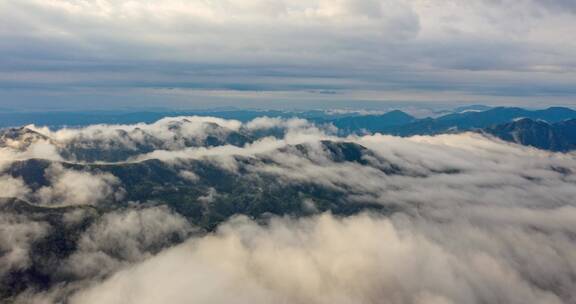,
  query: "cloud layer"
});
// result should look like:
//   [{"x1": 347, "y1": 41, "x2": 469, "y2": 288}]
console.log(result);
[
  {"x1": 0, "y1": 116, "x2": 576, "y2": 303},
  {"x1": 70, "y1": 213, "x2": 574, "y2": 304},
  {"x1": 1, "y1": 0, "x2": 576, "y2": 108}
]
